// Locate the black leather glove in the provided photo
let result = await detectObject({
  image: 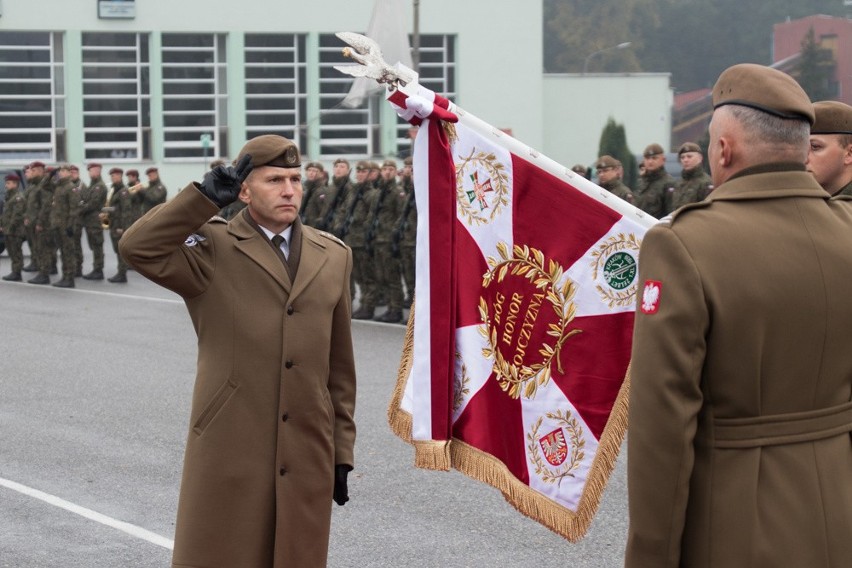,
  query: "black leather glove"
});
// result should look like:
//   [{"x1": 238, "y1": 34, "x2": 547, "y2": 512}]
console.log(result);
[
  {"x1": 197, "y1": 154, "x2": 254, "y2": 208},
  {"x1": 65, "y1": 227, "x2": 74, "y2": 238},
  {"x1": 333, "y1": 464, "x2": 352, "y2": 506}
]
